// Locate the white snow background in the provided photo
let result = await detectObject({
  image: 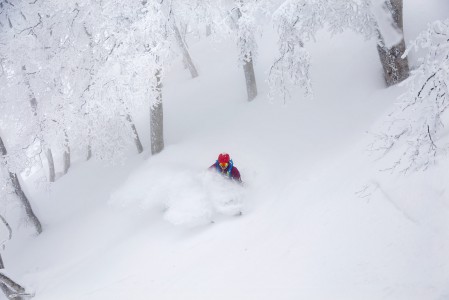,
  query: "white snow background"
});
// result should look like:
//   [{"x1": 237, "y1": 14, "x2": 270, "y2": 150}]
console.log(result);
[{"x1": 3, "y1": 1, "x2": 449, "y2": 299}]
